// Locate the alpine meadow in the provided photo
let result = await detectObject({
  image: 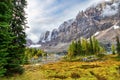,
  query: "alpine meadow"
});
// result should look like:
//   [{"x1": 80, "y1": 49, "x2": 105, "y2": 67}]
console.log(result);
[{"x1": 0, "y1": 0, "x2": 120, "y2": 80}]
